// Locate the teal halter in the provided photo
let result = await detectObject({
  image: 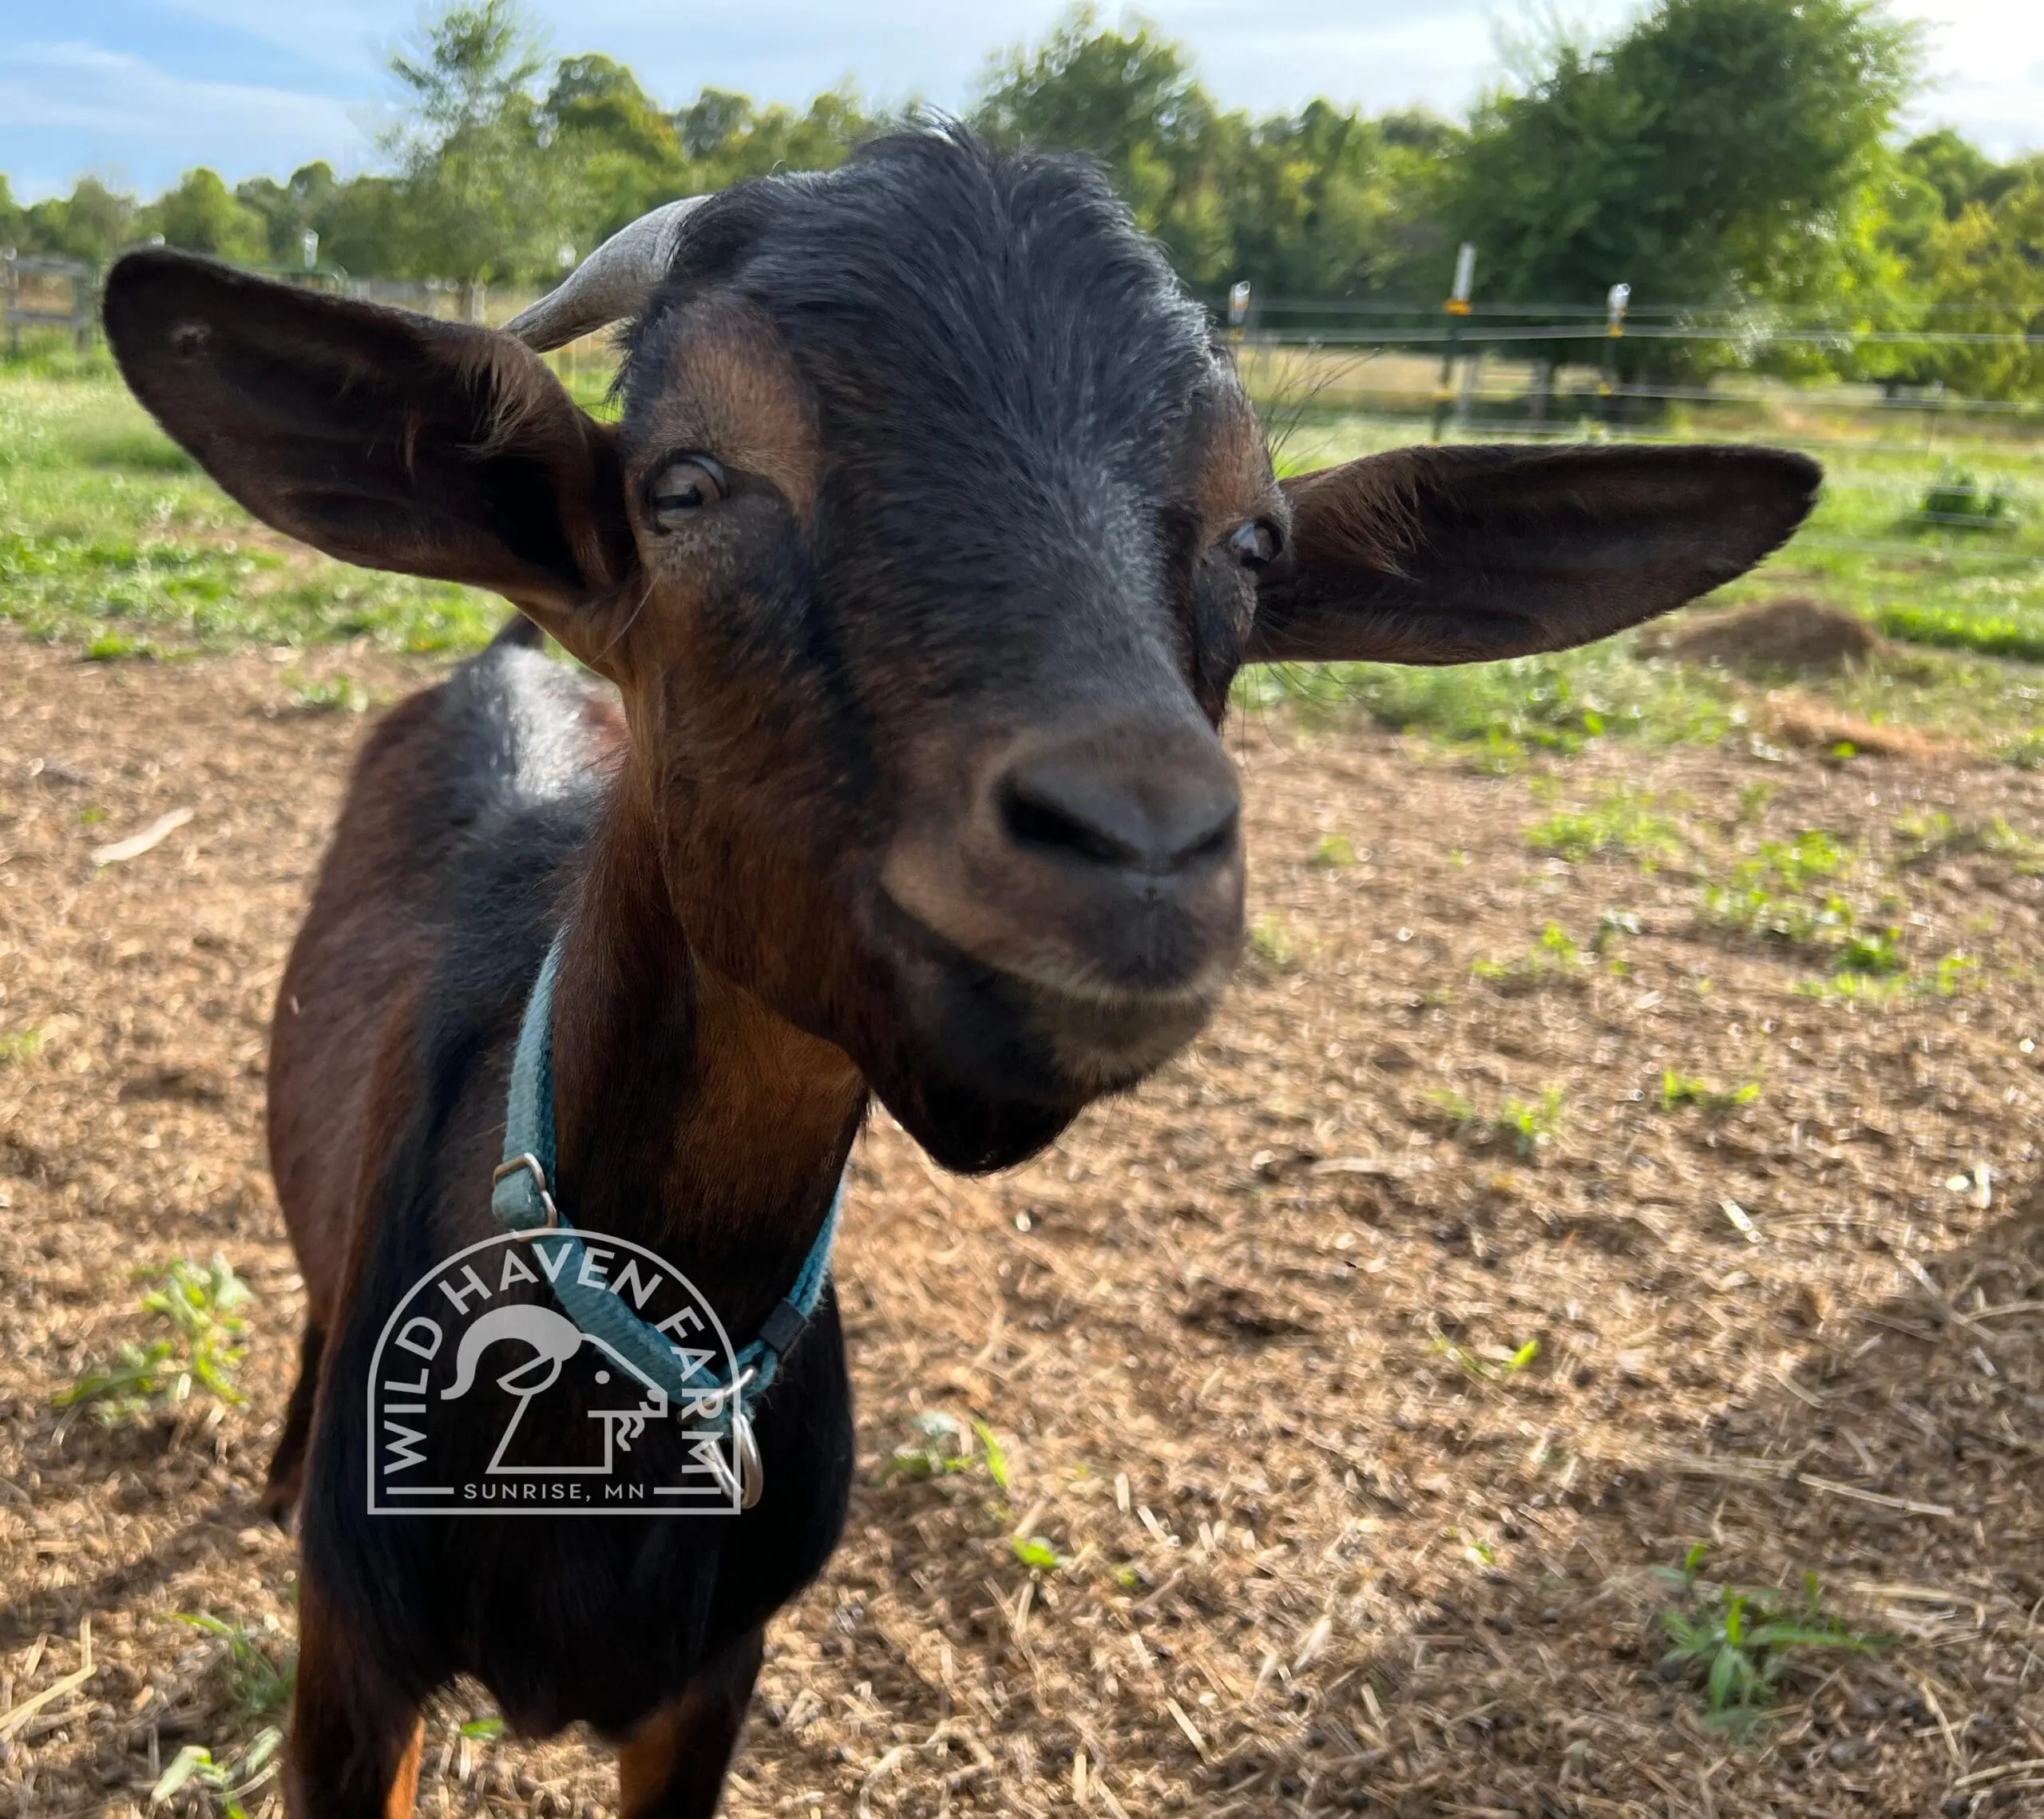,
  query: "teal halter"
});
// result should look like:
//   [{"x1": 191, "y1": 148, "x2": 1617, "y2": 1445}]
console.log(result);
[{"x1": 488, "y1": 930, "x2": 846, "y2": 1451}]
